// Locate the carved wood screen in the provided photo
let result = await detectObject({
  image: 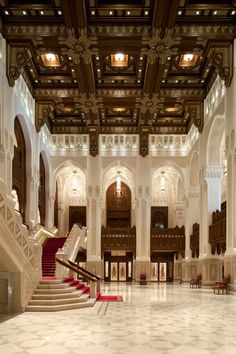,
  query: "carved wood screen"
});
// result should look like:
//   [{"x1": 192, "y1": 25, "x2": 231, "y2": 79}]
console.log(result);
[
  {"x1": 69, "y1": 206, "x2": 86, "y2": 231},
  {"x1": 38, "y1": 153, "x2": 46, "y2": 226},
  {"x1": 151, "y1": 206, "x2": 168, "y2": 228},
  {"x1": 106, "y1": 182, "x2": 131, "y2": 228},
  {"x1": 12, "y1": 117, "x2": 26, "y2": 222},
  {"x1": 54, "y1": 181, "x2": 58, "y2": 228}
]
